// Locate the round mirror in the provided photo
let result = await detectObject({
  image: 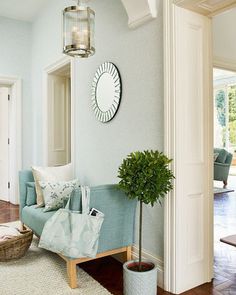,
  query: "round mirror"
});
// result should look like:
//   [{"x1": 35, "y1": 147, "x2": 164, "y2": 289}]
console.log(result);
[{"x1": 91, "y1": 62, "x2": 122, "y2": 122}]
